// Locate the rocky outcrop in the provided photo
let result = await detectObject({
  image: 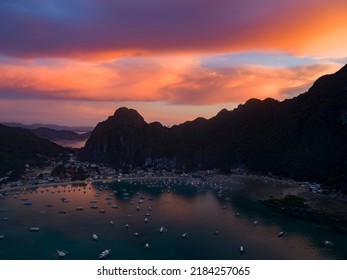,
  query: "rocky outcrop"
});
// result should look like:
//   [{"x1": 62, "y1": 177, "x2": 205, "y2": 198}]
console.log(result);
[{"x1": 79, "y1": 65, "x2": 347, "y2": 191}]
